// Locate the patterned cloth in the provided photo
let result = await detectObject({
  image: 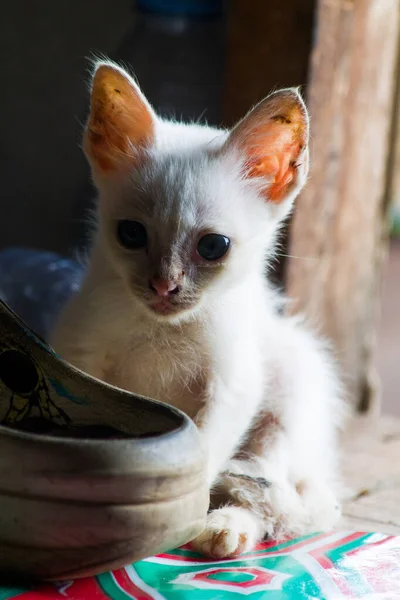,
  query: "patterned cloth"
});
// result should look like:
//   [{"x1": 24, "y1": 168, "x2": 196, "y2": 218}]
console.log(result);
[{"x1": 1, "y1": 532, "x2": 400, "y2": 599}]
